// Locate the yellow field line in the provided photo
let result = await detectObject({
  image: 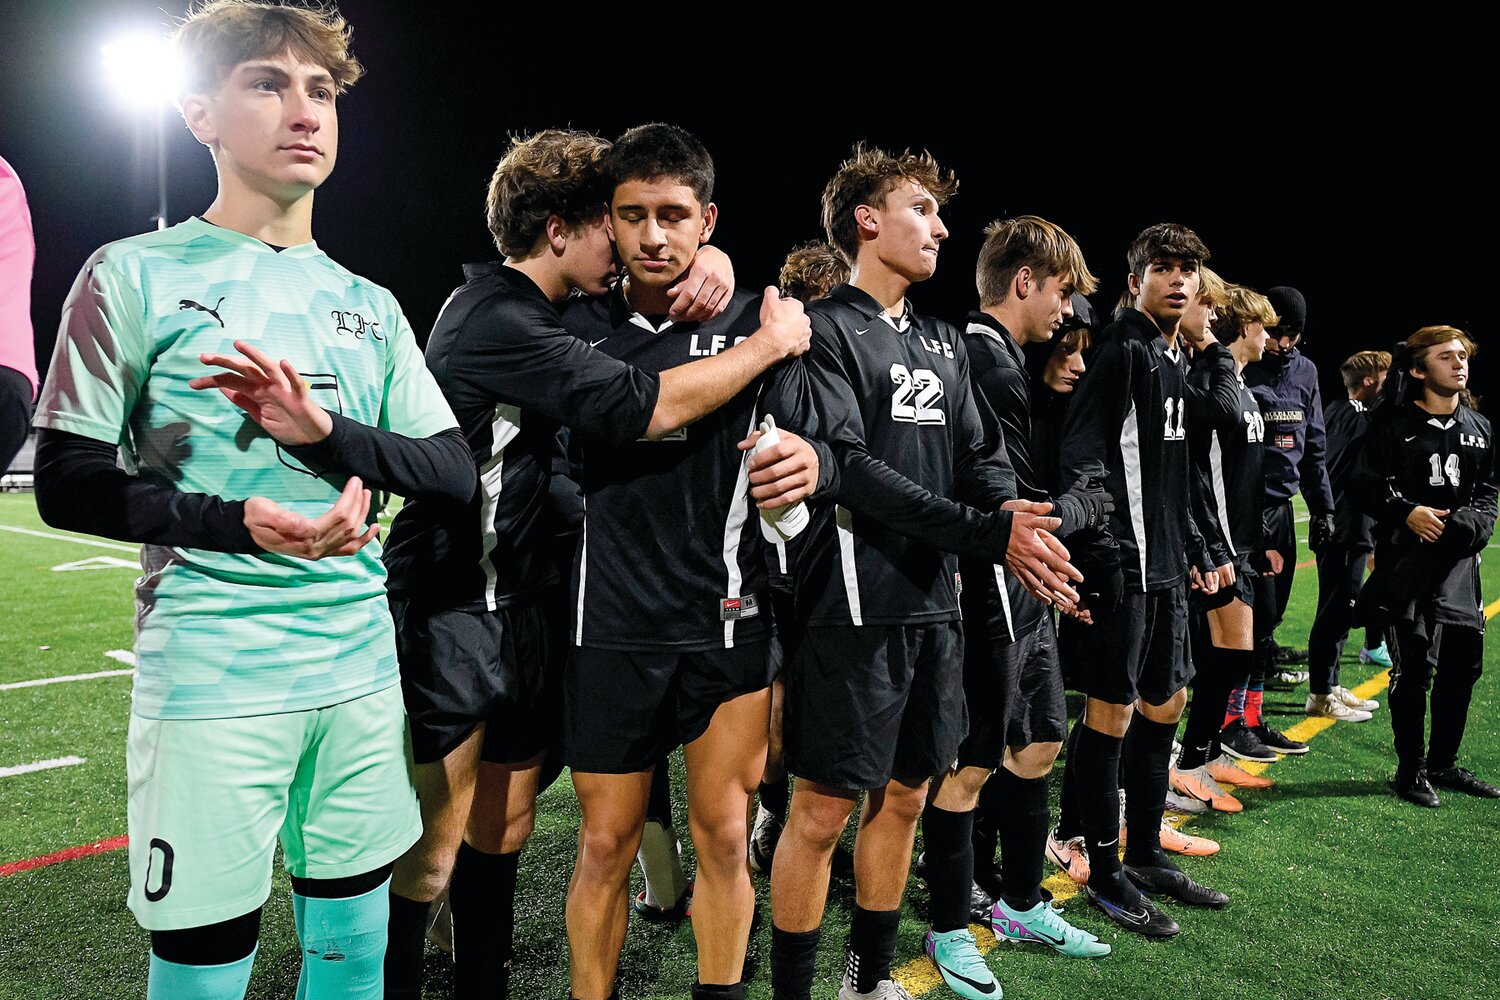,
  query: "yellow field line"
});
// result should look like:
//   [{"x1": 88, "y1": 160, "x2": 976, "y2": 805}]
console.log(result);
[
  {"x1": 893, "y1": 600, "x2": 1500, "y2": 996},
  {"x1": 1236, "y1": 668, "x2": 1393, "y2": 775}
]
